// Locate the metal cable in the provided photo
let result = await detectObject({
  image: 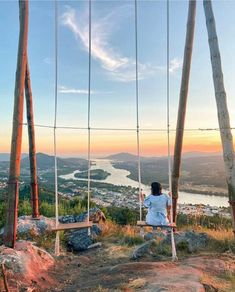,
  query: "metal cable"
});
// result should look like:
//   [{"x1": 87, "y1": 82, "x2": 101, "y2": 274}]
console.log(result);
[{"x1": 20, "y1": 123, "x2": 235, "y2": 132}]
